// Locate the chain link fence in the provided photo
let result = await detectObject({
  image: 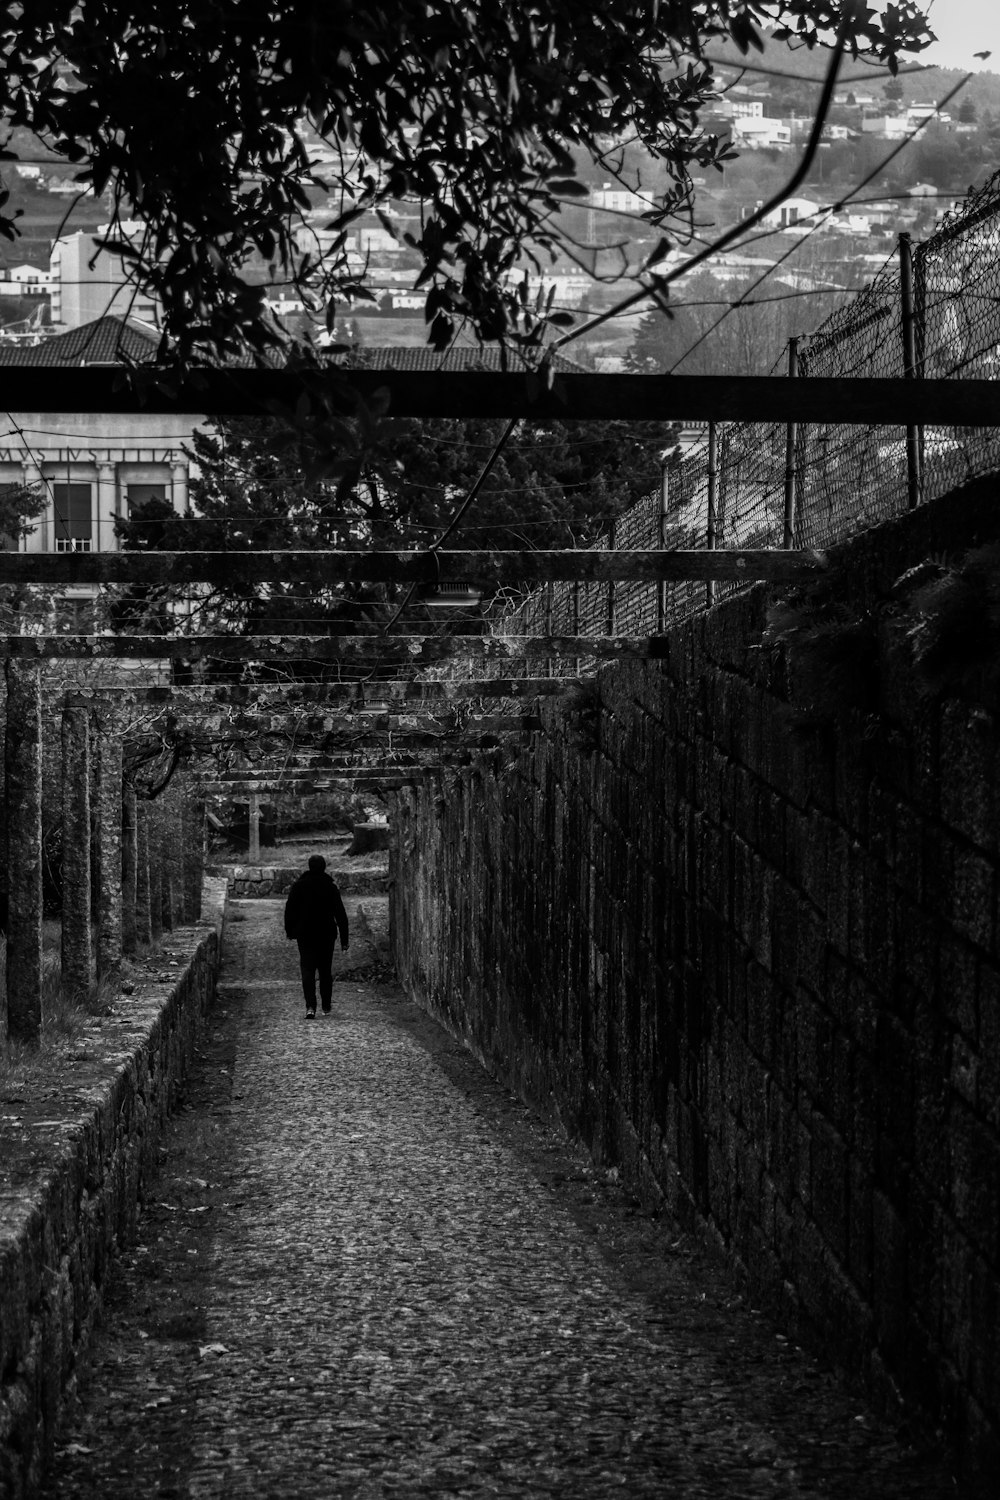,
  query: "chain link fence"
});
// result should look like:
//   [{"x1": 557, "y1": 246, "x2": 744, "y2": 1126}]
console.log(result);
[{"x1": 486, "y1": 167, "x2": 1000, "y2": 674}]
